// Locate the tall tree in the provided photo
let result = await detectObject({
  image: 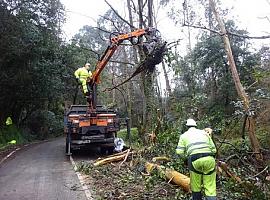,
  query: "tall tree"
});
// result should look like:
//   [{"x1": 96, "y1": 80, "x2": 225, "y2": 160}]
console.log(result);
[
  {"x1": 208, "y1": 0, "x2": 262, "y2": 160},
  {"x1": 0, "y1": 0, "x2": 65, "y2": 127}
]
